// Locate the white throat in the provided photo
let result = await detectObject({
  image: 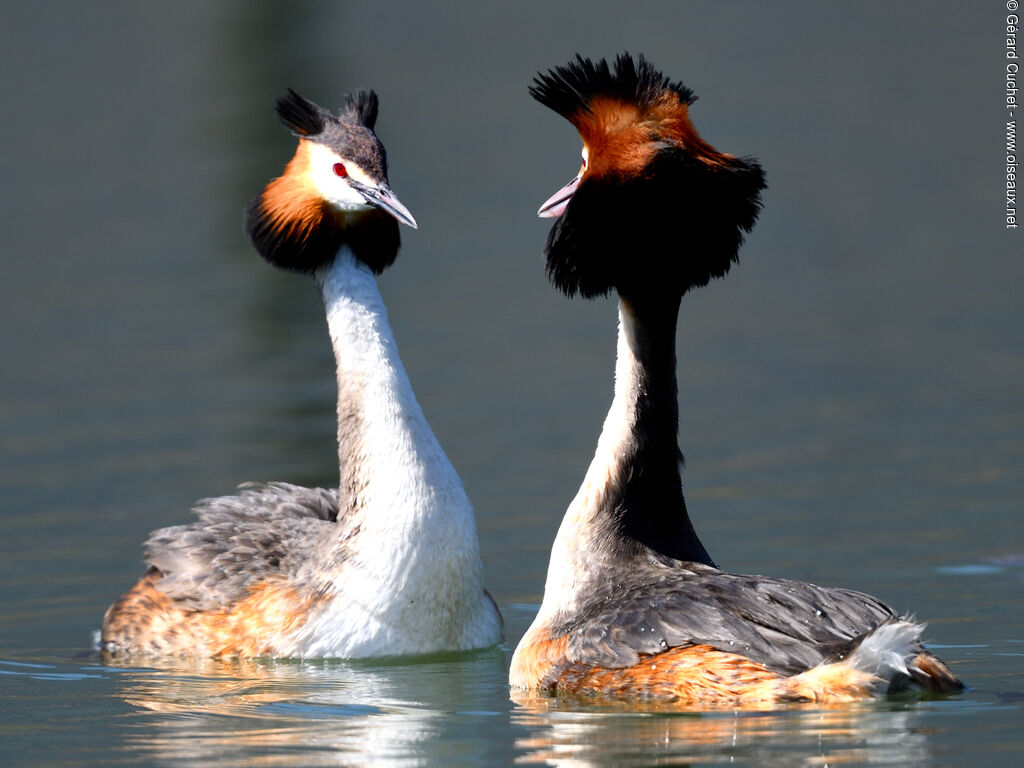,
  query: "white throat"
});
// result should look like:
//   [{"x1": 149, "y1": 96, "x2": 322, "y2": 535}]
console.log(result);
[
  {"x1": 316, "y1": 250, "x2": 473, "y2": 542},
  {"x1": 298, "y1": 248, "x2": 499, "y2": 656}
]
